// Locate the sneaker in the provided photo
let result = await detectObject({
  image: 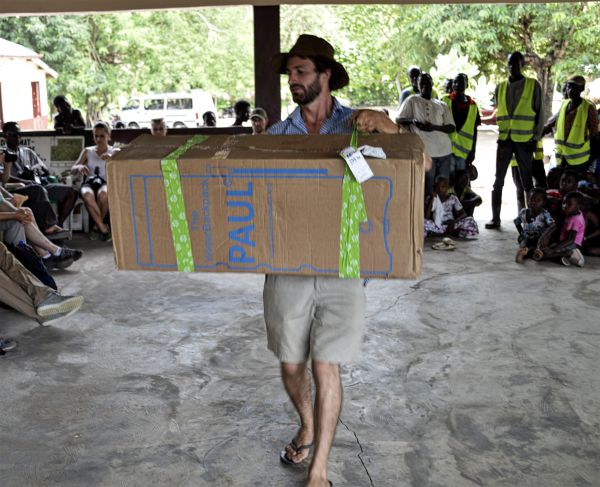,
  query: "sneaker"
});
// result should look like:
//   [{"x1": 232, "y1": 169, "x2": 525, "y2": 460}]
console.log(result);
[
  {"x1": 0, "y1": 337, "x2": 17, "y2": 354},
  {"x1": 60, "y1": 246, "x2": 83, "y2": 262},
  {"x1": 569, "y1": 248, "x2": 585, "y2": 267},
  {"x1": 560, "y1": 256, "x2": 571, "y2": 266},
  {"x1": 36, "y1": 293, "x2": 84, "y2": 325},
  {"x1": 44, "y1": 252, "x2": 74, "y2": 271},
  {"x1": 100, "y1": 231, "x2": 112, "y2": 242}
]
